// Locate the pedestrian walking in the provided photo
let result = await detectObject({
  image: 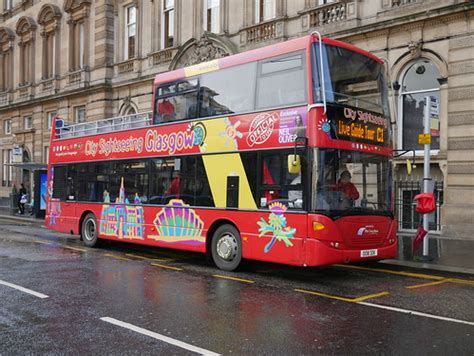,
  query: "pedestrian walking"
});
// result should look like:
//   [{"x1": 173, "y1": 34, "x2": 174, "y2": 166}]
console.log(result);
[{"x1": 18, "y1": 183, "x2": 27, "y2": 215}]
